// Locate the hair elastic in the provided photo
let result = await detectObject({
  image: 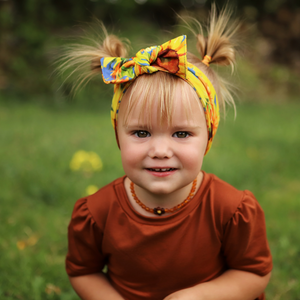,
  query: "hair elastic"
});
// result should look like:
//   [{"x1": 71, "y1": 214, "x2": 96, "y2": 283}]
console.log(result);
[{"x1": 202, "y1": 55, "x2": 212, "y2": 67}]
